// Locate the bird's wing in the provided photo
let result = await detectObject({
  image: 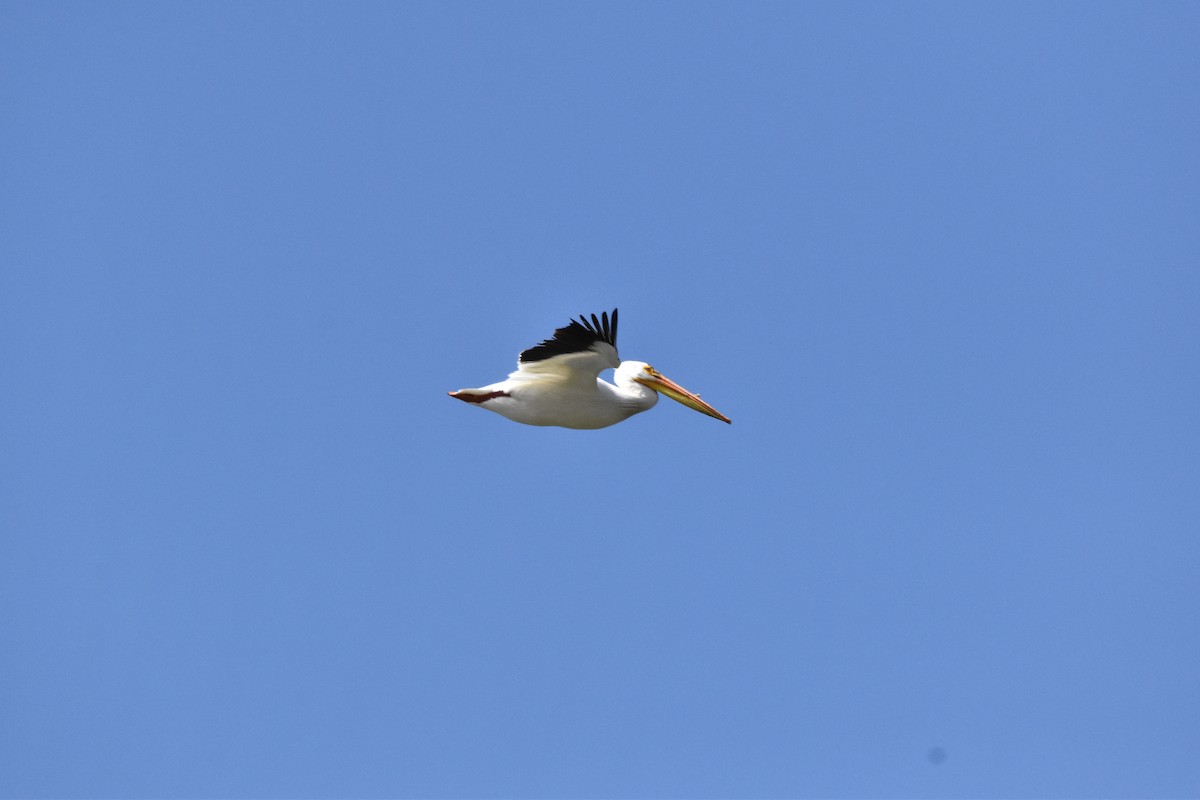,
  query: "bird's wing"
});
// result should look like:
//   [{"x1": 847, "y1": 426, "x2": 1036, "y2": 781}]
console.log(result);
[{"x1": 507, "y1": 310, "x2": 620, "y2": 388}]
